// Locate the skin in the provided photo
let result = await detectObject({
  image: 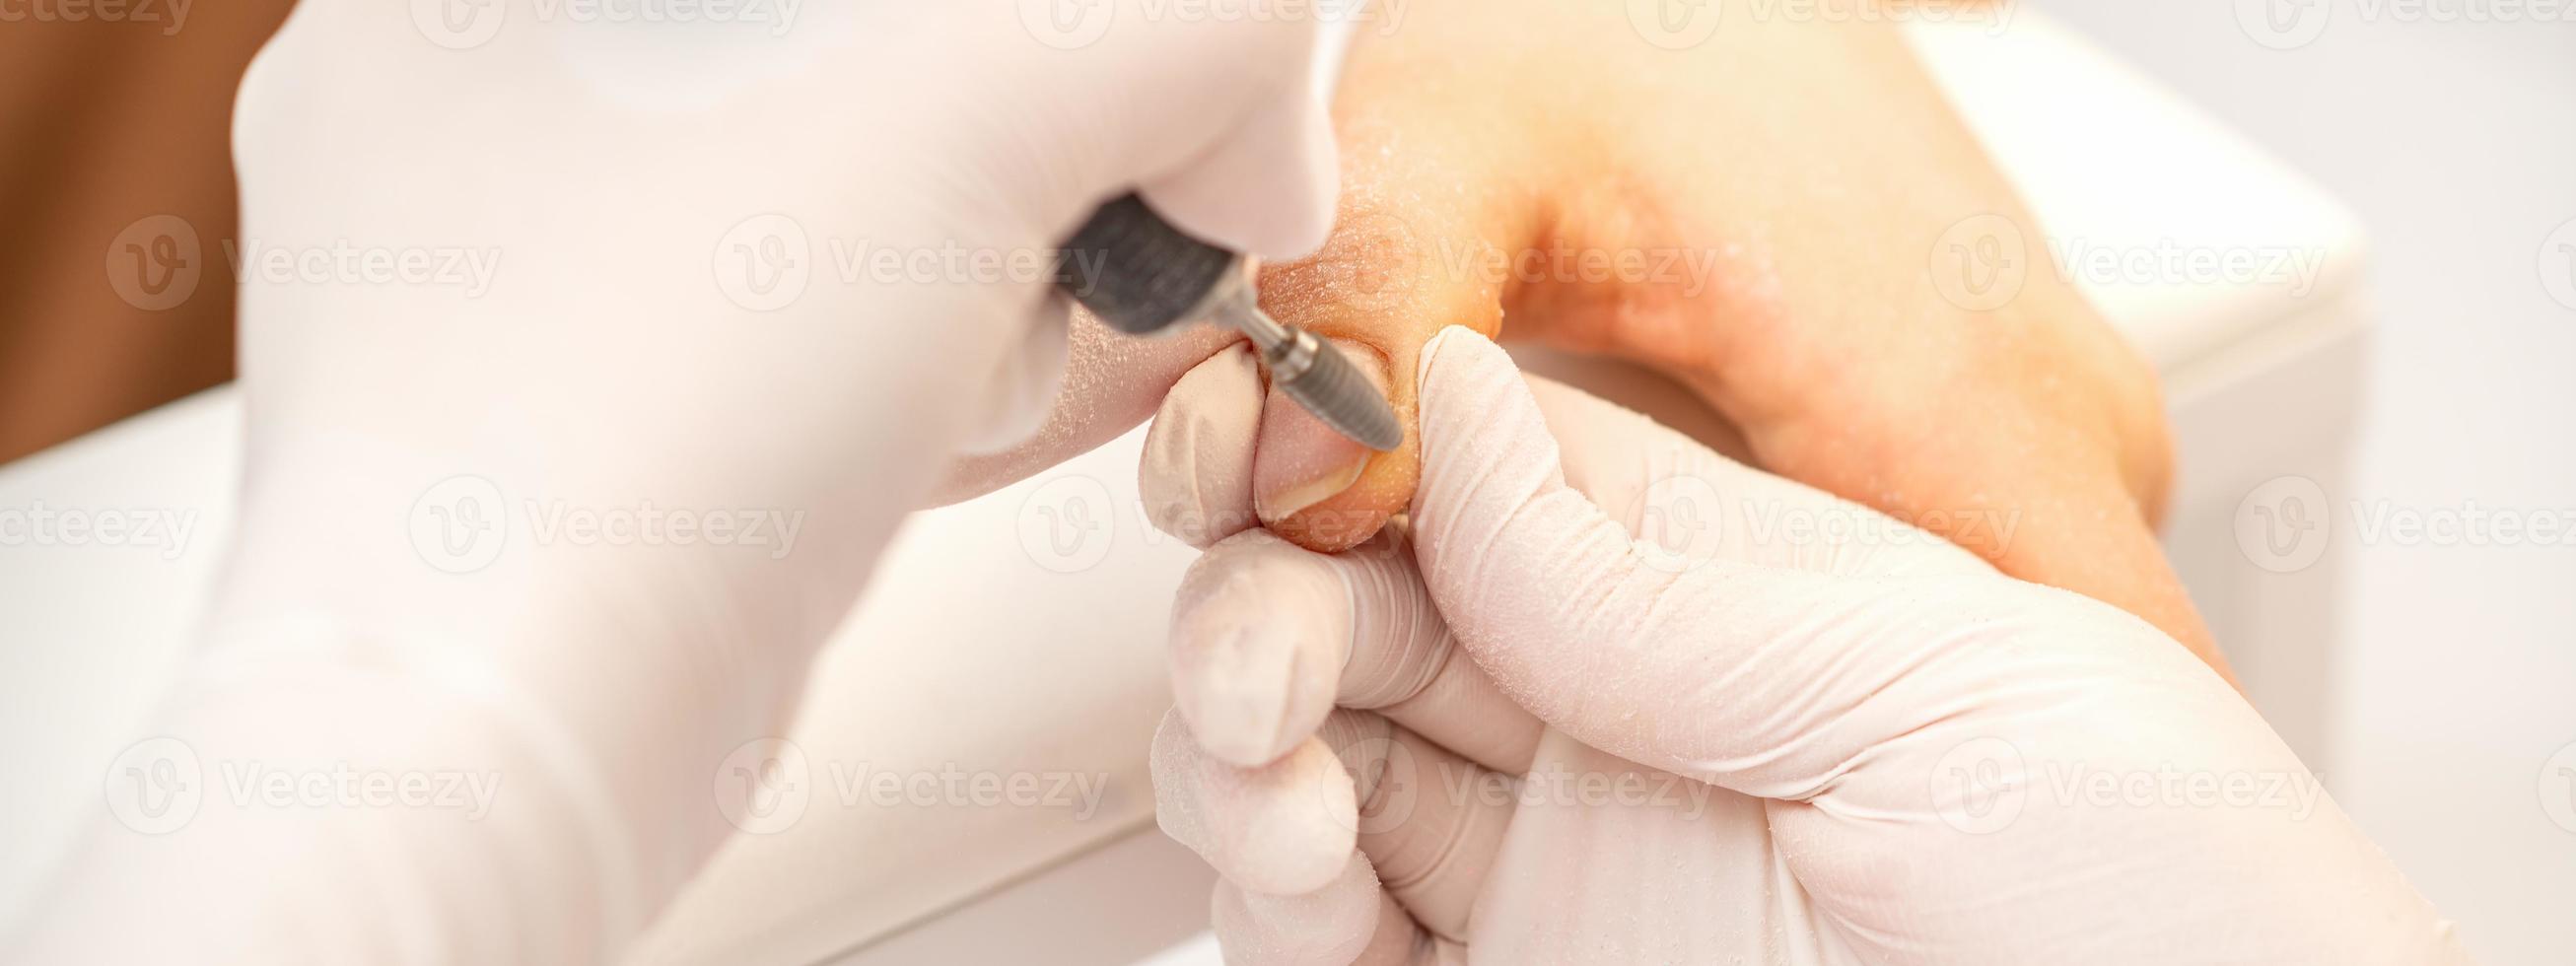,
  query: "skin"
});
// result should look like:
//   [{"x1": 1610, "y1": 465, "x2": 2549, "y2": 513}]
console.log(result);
[{"x1": 944, "y1": 1, "x2": 2228, "y2": 680}]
